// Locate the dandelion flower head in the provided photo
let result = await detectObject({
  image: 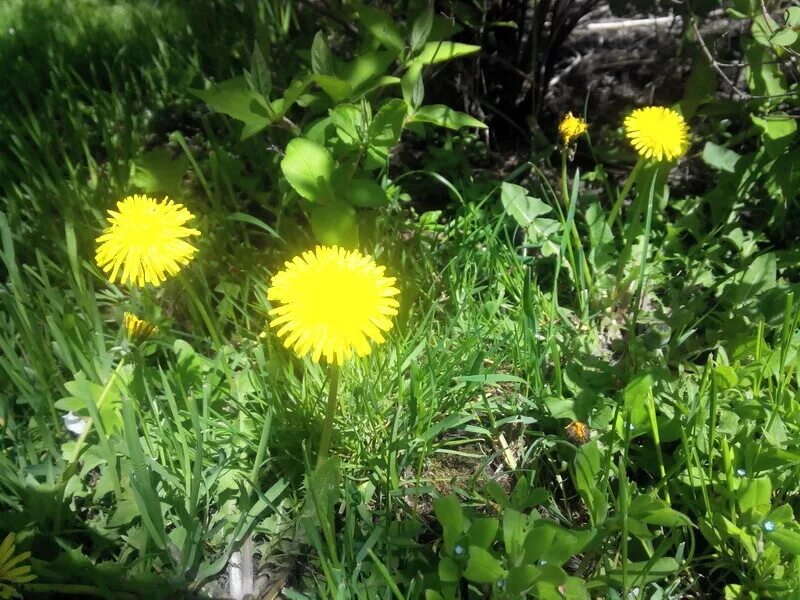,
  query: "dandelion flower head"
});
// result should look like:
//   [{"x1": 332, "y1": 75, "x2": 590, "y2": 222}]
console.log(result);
[
  {"x1": 268, "y1": 246, "x2": 399, "y2": 365},
  {"x1": 96, "y1": 195, "x2": 200, "y2": 287},
  {"x1": 123, "y1": 312, "x2": 158, "y2": 343},
  {"x1": 0, "y1": 532, "x2": 35, "y2": 599},
  {"x1": 624, "y1": 106, "x2": 689, "y2": 162},
  {"x1": 558, "y1": 112, "x2": 588, "y2": 146}
]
